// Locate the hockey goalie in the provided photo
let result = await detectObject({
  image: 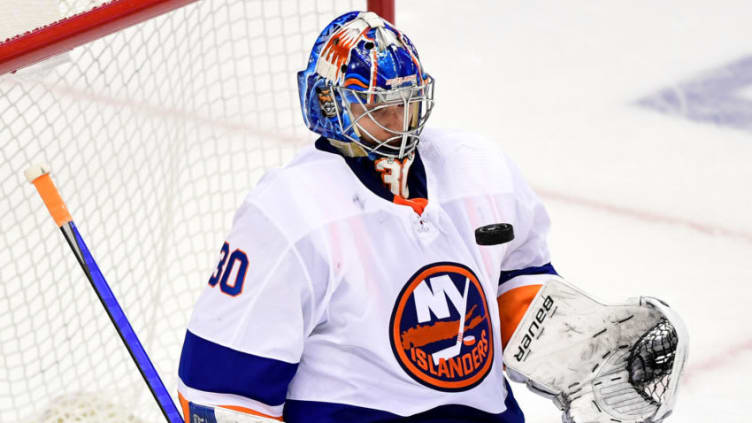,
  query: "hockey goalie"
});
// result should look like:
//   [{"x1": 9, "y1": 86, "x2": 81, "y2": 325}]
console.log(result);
[{"x1": 177, "y1": 10, "x2": 688, "y2": 423}]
